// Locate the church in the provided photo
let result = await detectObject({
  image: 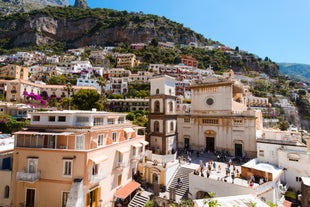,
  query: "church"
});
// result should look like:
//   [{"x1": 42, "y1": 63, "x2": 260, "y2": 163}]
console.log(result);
[{"x1": 148, "y1": 70, "x2": 263, "y2": 158}]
